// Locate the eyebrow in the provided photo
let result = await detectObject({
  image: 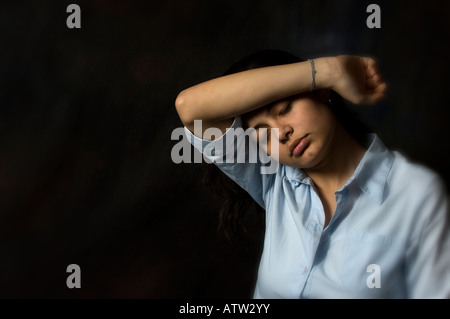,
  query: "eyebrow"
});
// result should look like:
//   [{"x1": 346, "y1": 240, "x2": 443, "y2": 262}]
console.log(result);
[{"x1": 252, "y1": 103, "x2": 275, "y2": 130}]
